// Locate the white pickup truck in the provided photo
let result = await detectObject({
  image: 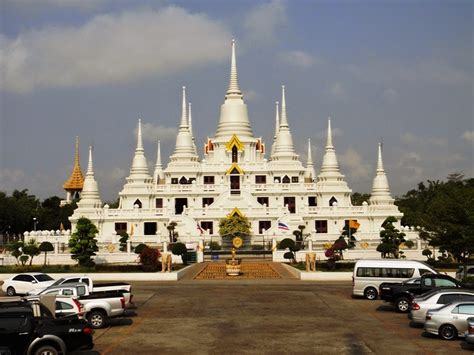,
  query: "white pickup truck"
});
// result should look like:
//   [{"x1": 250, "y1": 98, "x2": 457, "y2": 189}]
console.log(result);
[
  {"x1": 29, "y1": 283, "x2": 131, "y2": 328},
  {"x1": 29, "y1": 275, "x2": 131, "y2": 295}
]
